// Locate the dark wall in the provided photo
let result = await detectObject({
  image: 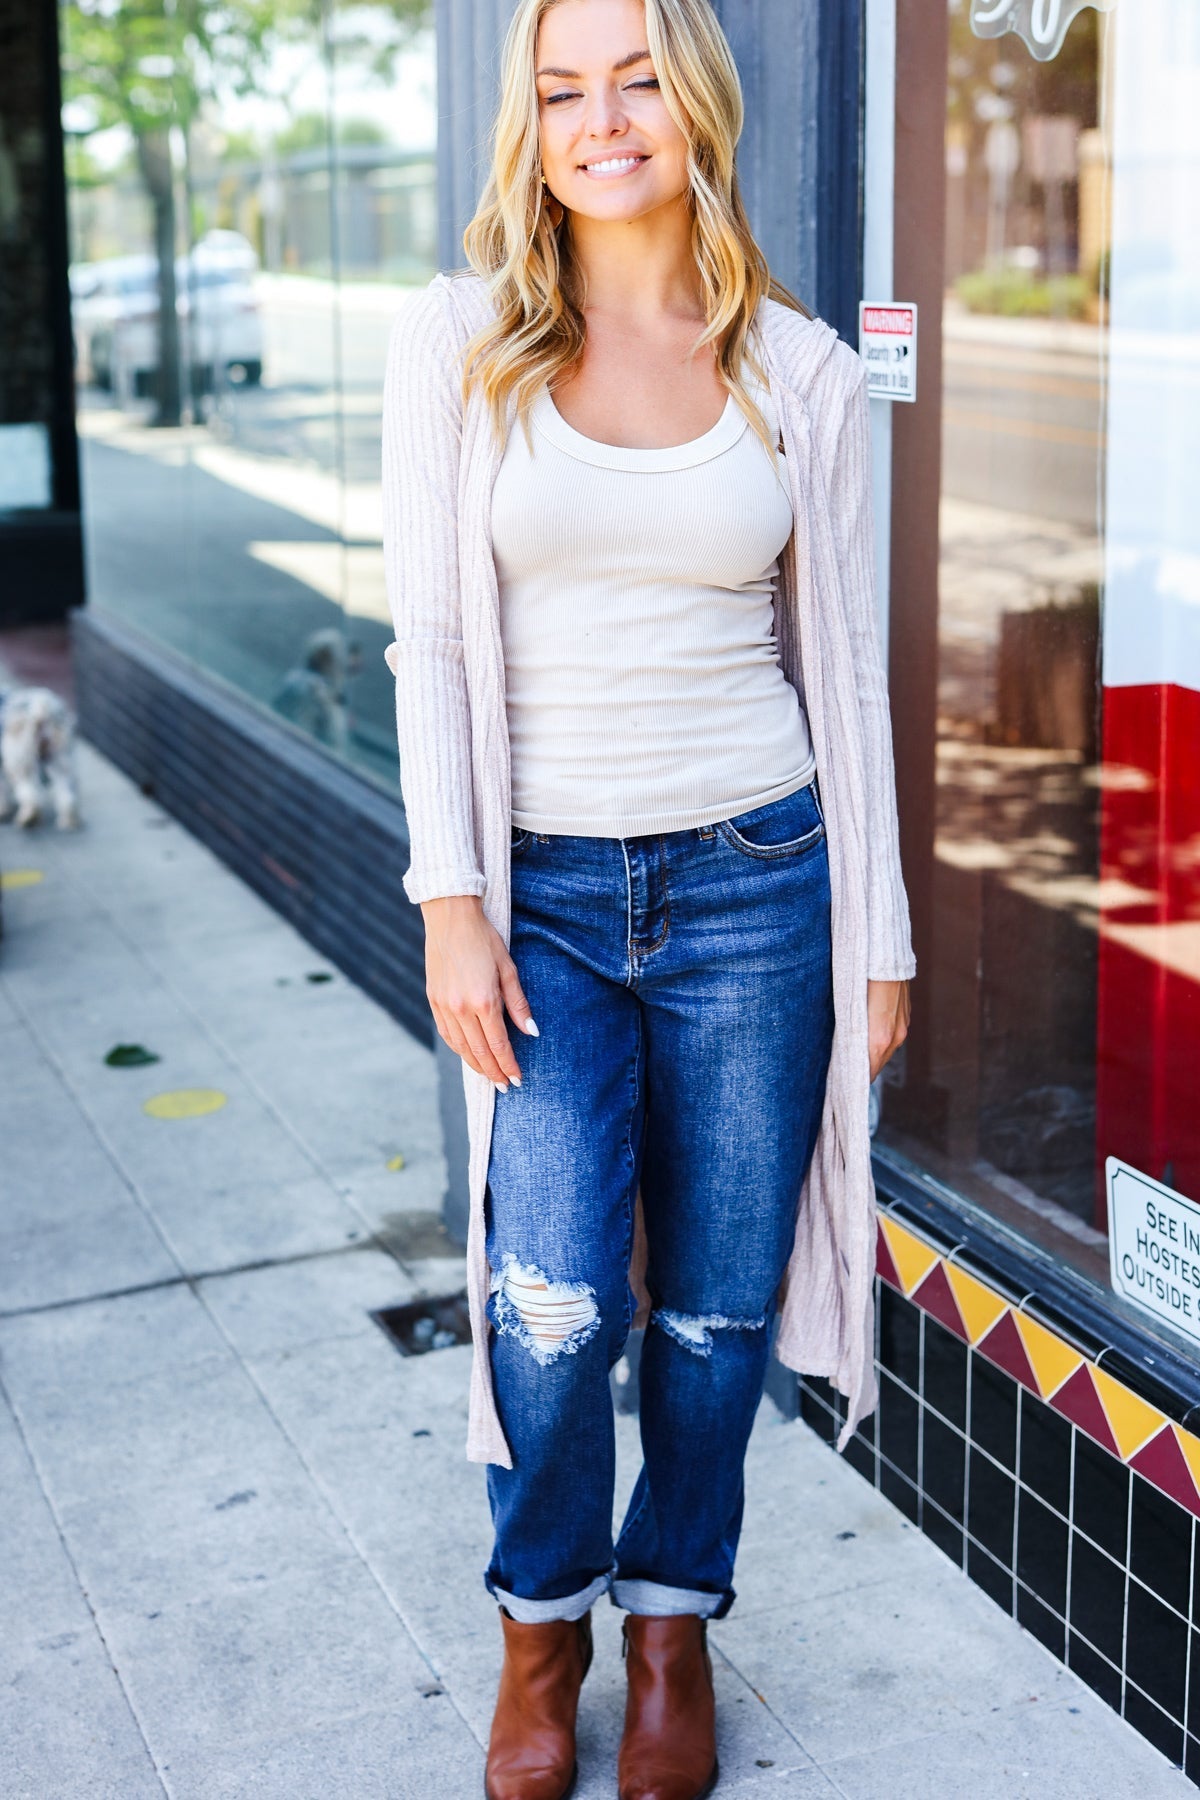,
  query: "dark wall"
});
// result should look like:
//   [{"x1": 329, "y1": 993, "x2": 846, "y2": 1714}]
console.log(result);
[{"x1": 0, "y1": 0, "x2": 83, "y2": 623}]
